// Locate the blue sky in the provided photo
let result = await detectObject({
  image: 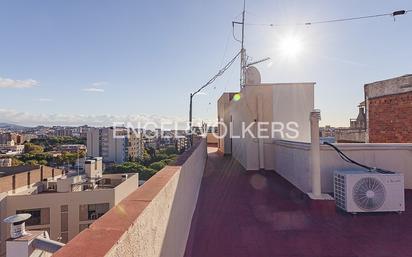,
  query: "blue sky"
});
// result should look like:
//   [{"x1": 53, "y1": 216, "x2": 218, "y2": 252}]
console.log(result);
[{"x1": 0, "y1": 0, "x2": 411, "y2": 126}]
